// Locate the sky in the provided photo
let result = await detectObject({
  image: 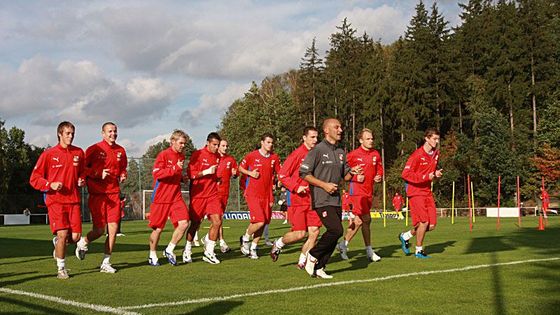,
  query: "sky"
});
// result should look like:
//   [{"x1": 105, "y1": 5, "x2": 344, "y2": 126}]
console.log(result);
[{"x1": 0, "y1": 0, "x2": 463, "y2": 157}]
